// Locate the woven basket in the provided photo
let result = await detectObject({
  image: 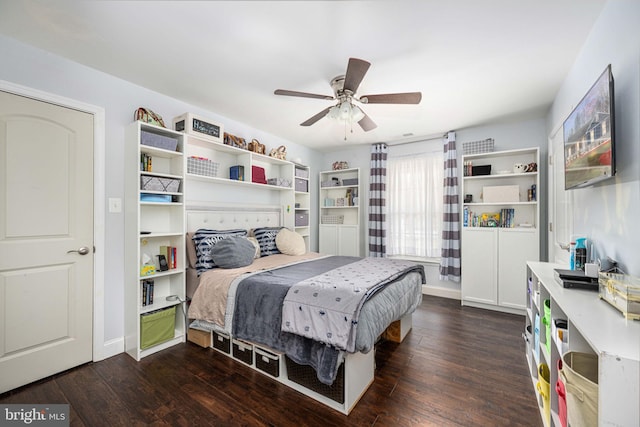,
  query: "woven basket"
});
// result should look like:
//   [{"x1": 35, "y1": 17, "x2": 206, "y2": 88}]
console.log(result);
[{"x1": 321, "y1": 215, "x2": 344, "y2": 224}]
